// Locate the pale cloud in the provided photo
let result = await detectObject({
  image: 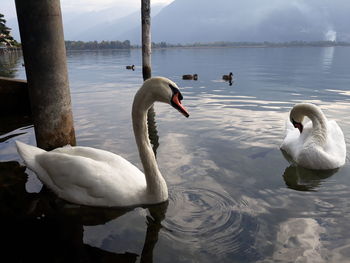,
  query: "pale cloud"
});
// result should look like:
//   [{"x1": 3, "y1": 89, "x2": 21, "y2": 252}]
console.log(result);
[
  {"x1": 61, "y1": 0, "x2": 139, "y2": 13},
  {"x1": 61, "y1": 0, "x2": 174, "y2": 13},
  {"x1": 2, "y1": 0, "x2": 17, "y2": 19},
  {"x1": 2, "y1": 0, "x2": 175, "y2": 18}
]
